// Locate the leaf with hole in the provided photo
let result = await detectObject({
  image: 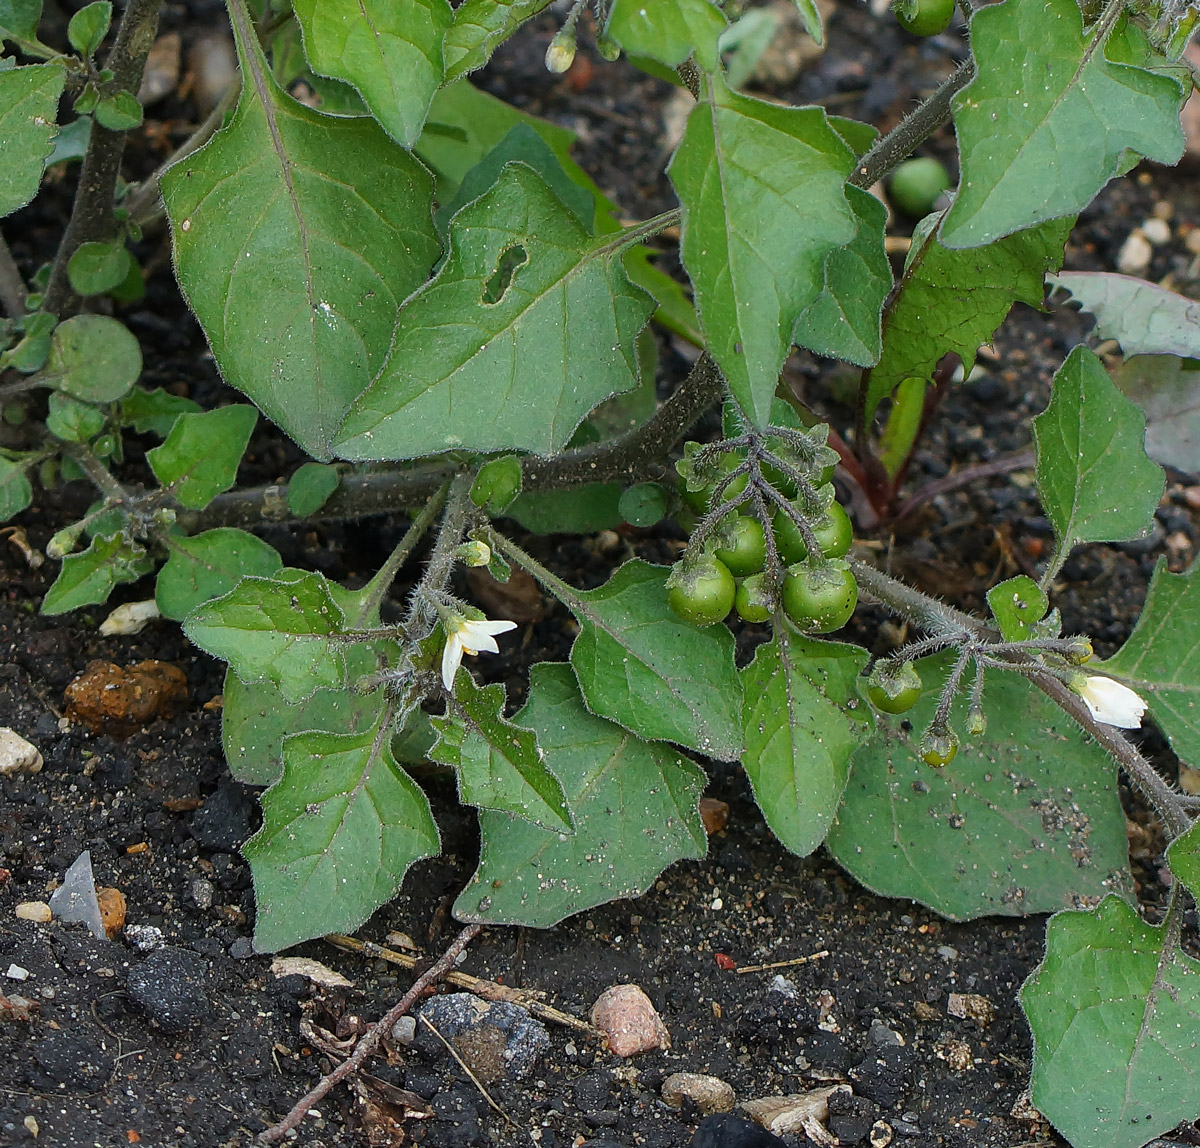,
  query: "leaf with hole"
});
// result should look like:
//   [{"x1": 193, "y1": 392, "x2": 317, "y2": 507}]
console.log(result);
[
  {"x1": 147, "y1": 405, "x2": 257, "y2": 510},
  {"x1": 669, "y1": 73, "x2": 856, "y2": 427},
  {"x1": 987, "y1": 575, "x2": 1049, "y2": 642},
  {"x1": 1033, "y1": 346, "x2": 1164, "y2": 569},
  {"x1": 1021, "y1": 895, "x2": 1200, "y2": 1148},
  {"x1": 335, "y1": 163, "x2": 654, "y2": 461},
  {"x1": 160, "y1": 5, "x2": 439, "y2": 459},
  {"x1": 293, "y1": 0, "x2": 452, "y2": 147},
  {"x1": 0, "y1": 62, "x2": 64, "y2": 219},
  {"x1": 1102, "y1": 558, "x2": 1200, "y2": 766},
  {"x1": 565, "y1": 559, "x2": 744, "y2": 760},
  {"x1": 155, "y1": 528, "x2": 283, "y2": 621},
  {"x1": 826, "y1": 653, "x2": 1132, "y2": 919},
  {"x1": 741, "y1": 630, "x2": 871, "y2": 858},
  {"x1": 941, "y1": 0, "x2": 1185, "y2": 247},
  {"x1": 245, "y1": 721, "x2": 440, "y2": 952},
  {"x1": 455, "y1": 663, "x2": 707, "y2": 927},
  {"x1": 431, "y1": 668, "x2": 571, "y2": 831}
]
